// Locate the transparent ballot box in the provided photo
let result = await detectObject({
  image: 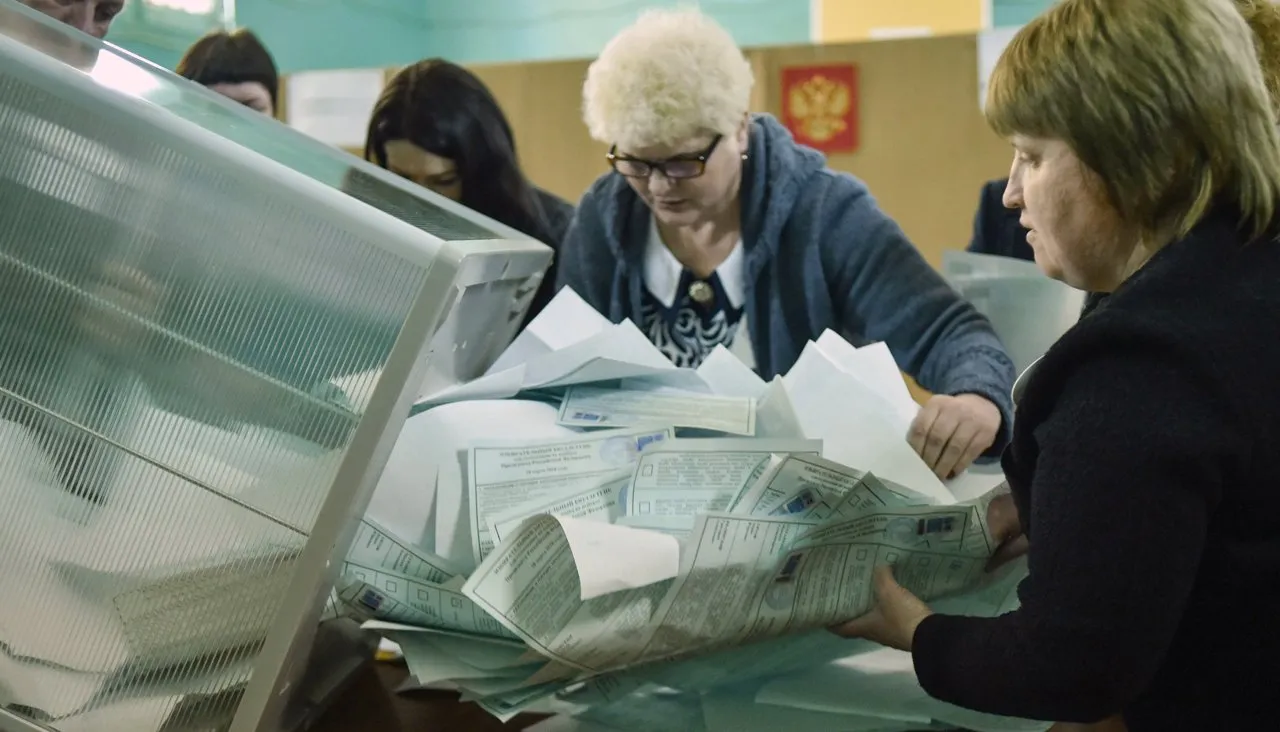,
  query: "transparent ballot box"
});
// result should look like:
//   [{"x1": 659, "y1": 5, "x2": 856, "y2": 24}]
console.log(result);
[
  {"x1": 941, "y1": 250, "x2": 1087, "y2": 376},
  {"x1": 0, "y1": 3, "x2": 551, "y2": 731}
]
